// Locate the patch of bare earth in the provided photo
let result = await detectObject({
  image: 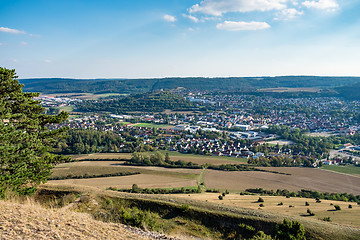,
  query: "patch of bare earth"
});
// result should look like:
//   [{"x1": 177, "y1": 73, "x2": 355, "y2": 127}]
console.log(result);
[{"x1": 0, "y1": 200, "x2": 151, "y2": 240}]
